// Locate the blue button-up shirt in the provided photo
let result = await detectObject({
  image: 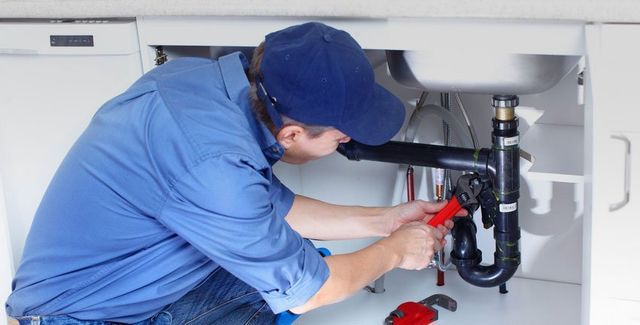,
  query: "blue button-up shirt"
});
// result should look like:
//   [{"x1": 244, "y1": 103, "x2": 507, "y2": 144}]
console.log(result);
[{"x1": 6, "y1": 53, "x2": 329, "y2": 322}]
